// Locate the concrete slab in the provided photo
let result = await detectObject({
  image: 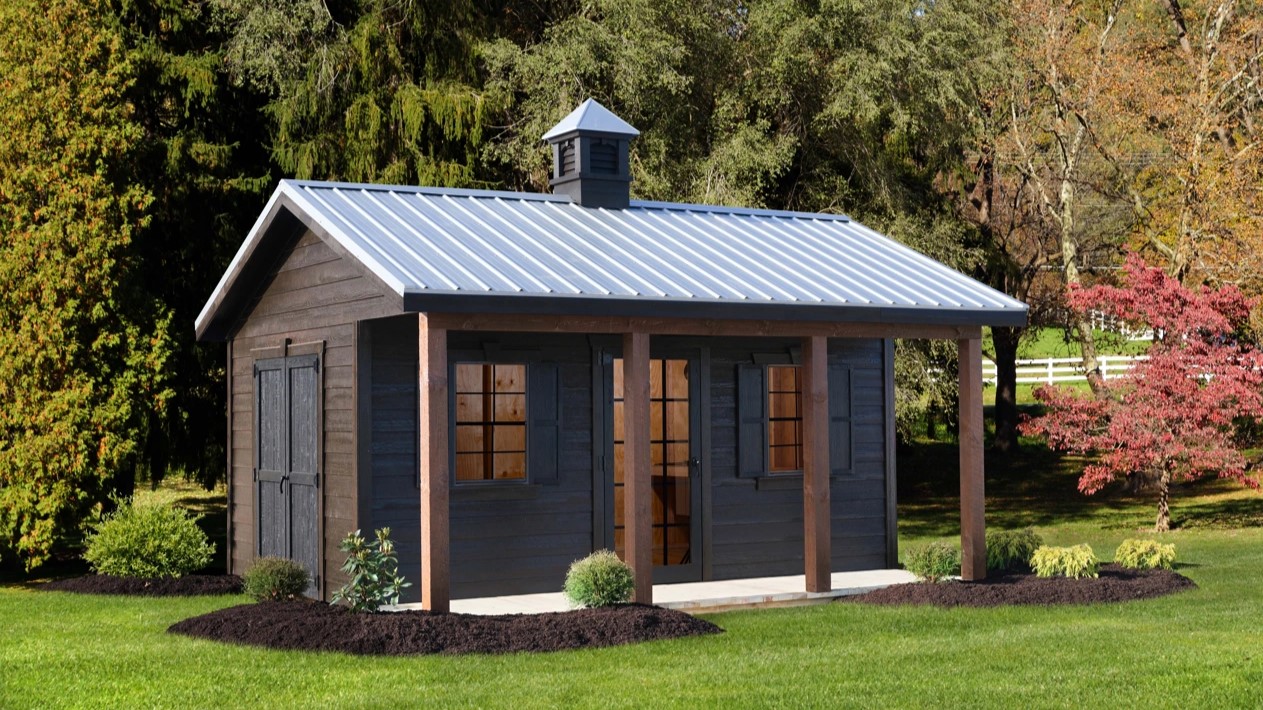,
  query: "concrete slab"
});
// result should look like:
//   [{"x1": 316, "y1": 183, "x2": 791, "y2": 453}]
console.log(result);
[{"x1": 388, "y1": 569, "x2": 915, "y2": 615}]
